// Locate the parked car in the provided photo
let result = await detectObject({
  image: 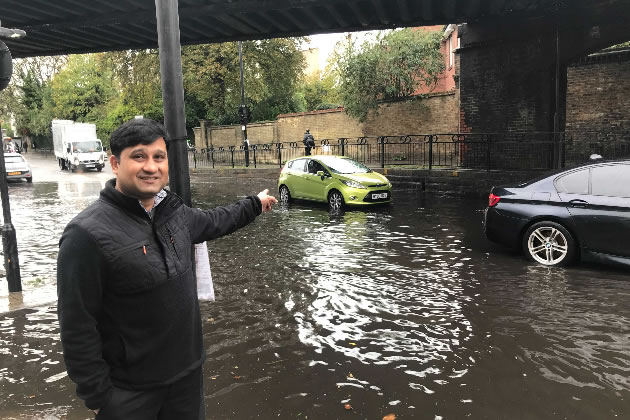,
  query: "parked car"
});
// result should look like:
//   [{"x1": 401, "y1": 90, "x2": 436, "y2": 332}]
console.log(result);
[
  {"x1": 4, "y1": 152, "x2": 32, "y2": 183},
  {"x1": 278, "y1": 155, "x2": 392, "y2": 210},
  {"x1": 484, "y1": 159, "x2": 630, "y2": 268}
]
